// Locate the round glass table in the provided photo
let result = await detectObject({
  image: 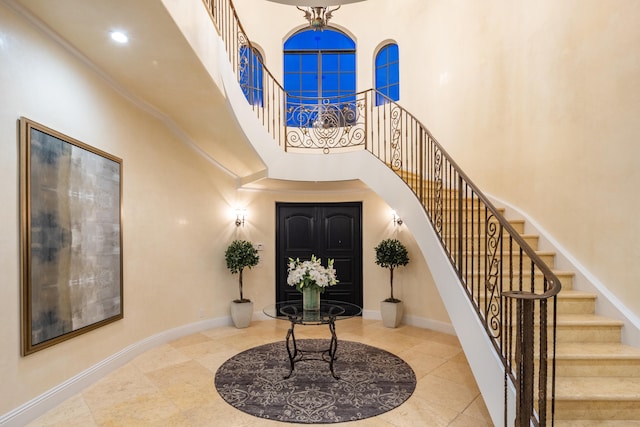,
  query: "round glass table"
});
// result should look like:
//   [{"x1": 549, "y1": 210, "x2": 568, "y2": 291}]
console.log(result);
[{"x1": 263, "y1": 300, "x2": 362, "y2": 379}]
